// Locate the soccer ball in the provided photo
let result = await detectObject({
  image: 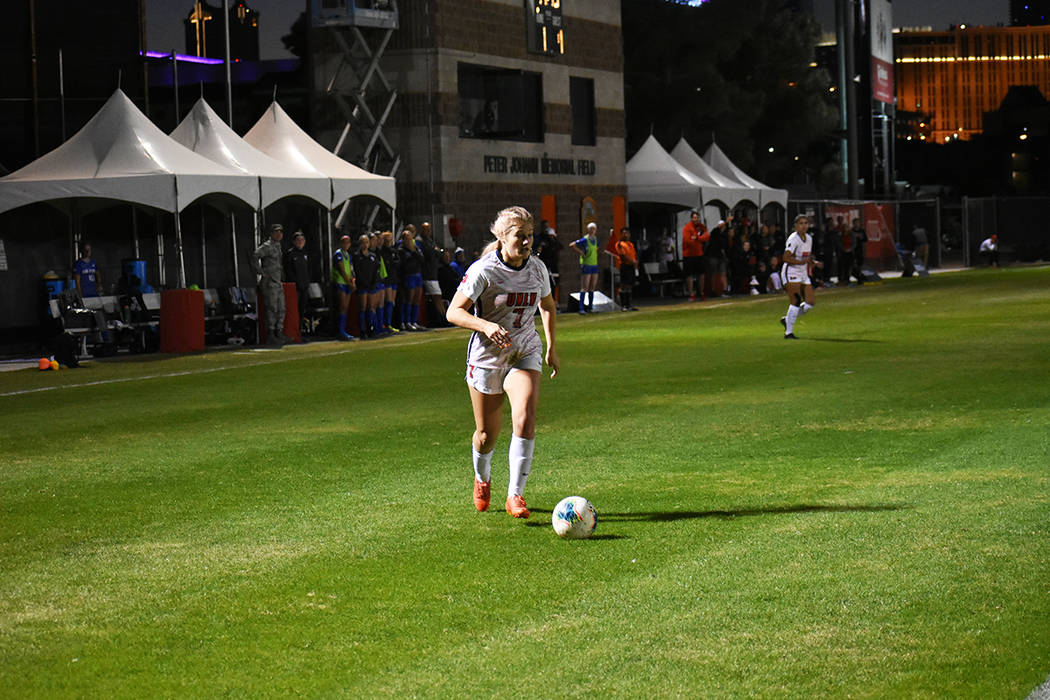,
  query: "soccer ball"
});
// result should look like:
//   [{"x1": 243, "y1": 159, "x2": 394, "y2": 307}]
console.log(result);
[{"x1": 551, "y1": 496, "x2": 597, "y2": 539}]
